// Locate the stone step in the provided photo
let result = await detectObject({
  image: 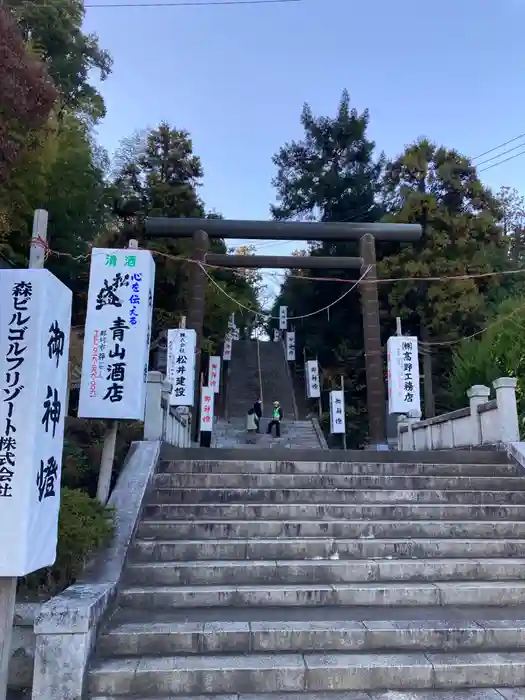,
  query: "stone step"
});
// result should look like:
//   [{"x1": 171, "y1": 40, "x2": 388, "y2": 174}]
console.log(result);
[
  {"x1": 124, "y1": 558, "x2": 525, "y2": 586},
  {"x1": 88, "y1": 650, "x2": 525, "y2": 695},
  {"x1": 152, "y1": 473, "x2": 525, "y2": 490},
  {"x1": 137, "y1": 519, "x2": 525, "y2": 541},
  {"x1": 160, "y1": 445, "x2": 510, "y2": 464},
  {"x1": 98, "y1": 618, "x2": 525, "y2": 657},
  {"x1": 131, "y1": 538, "x2": 525, "y2": 562},
  {"x1": 141, "y1": 502, "x2": 525, "y2": 521},
  {"x1": 147, "y1": 488, "x2": 525, "y2": 505},
  {"x1": 159, "y1": 460, "x2": 519, "y2": 476},
  {"x1": 88, "y1": 691, "x2": 525, "y2": 700},
  {"x1": 118, "y1": 581, "x2": 525, "y2": 609}
]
